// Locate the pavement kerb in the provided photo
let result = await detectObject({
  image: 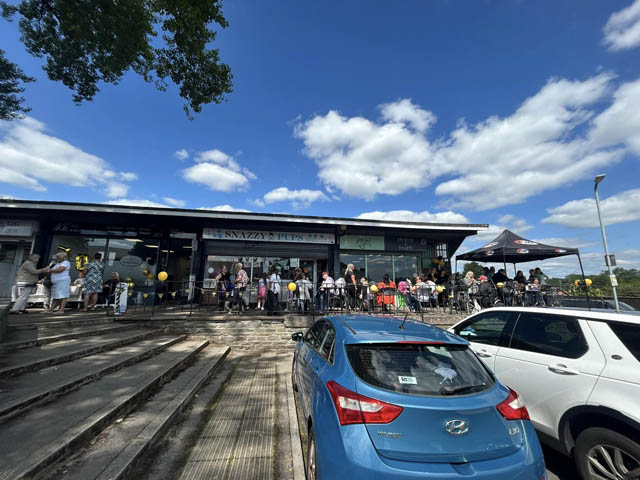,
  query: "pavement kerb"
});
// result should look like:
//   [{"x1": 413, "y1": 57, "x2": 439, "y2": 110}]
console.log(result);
[{"x1": 286, "y1": 363, "x2": 306, "y2": 480}]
